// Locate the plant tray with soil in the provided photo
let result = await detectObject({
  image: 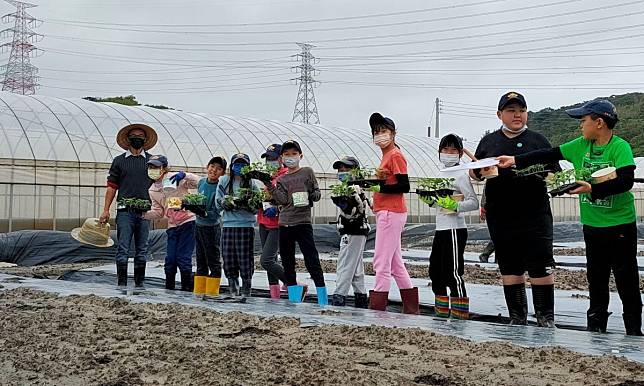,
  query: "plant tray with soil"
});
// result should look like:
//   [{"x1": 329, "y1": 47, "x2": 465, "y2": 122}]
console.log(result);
[
  {"x1": 416, "y1": 177, "x2": 455, "y2": 199},
  {"x1": 547, "y1": 168, "x2": 591, "y2": 197},
  {"x1": 117, "y1": 198, "x2": 151, "y2": 213},
  {"x1": 513, "y1": 164, "x2": 552, "y2": 178},
  {"x1": 240, "y1": 162, "x2": 277, "y2": 182},
  {"x1": 181, "y1": 193, "x2": 207, "y2": 214},
  {"x1": 233, "y1": 188, "x2": 266, "y2": 211},
  {"x1": 330, "y1": 182, "x2": 358, "y2": 211},
  {"x1": 347, "y1": 167, "x2": 384, "y2": 188}
]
